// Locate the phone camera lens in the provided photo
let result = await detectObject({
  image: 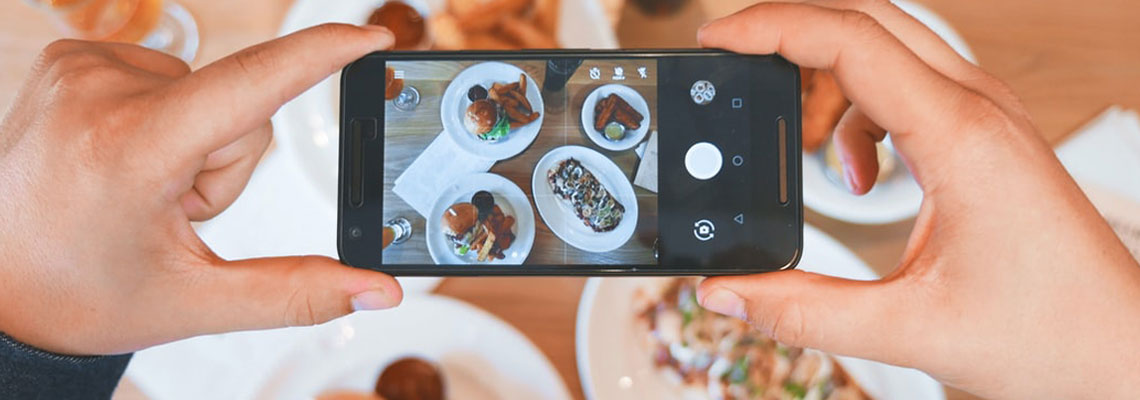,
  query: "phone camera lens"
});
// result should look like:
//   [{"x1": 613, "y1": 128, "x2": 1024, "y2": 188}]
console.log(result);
[{"x1": 349, "y1": 226, "x2": 363, "y2": 239}]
